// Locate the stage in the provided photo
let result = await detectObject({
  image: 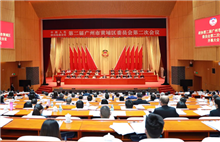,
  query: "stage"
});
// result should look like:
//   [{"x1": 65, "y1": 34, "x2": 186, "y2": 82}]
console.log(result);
[{"x1": 46, "y1": 77, "x2": 165, "y2": 90}]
